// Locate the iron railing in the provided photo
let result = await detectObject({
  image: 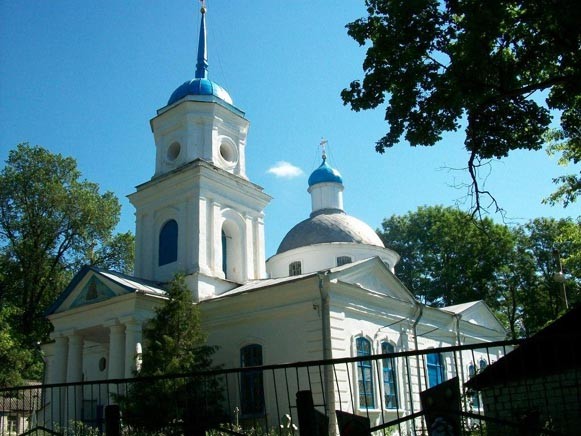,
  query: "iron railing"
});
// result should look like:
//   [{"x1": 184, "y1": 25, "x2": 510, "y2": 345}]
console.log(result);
[{"x1": 3, "y1": 339, "x2": 572, "y2": 435}]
